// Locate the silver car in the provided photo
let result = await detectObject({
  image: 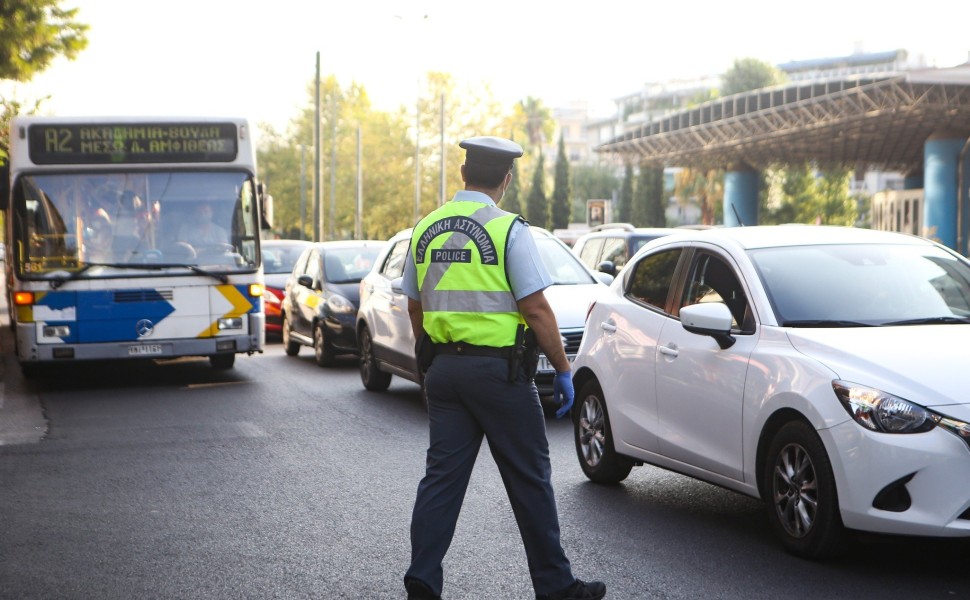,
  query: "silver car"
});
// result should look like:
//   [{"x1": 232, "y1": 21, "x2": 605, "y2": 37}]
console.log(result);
[{"x1": 356, "y1": 226, "x2": 611, "y2": 406}]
